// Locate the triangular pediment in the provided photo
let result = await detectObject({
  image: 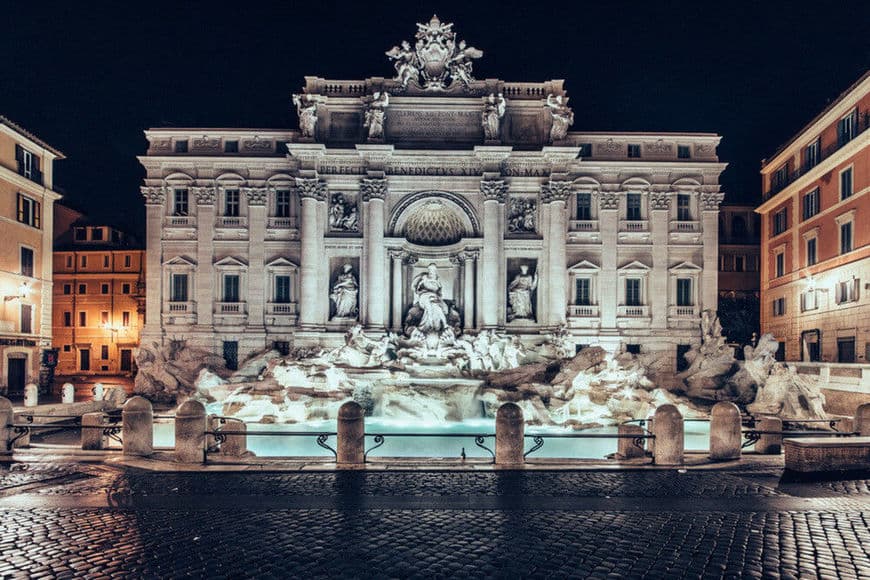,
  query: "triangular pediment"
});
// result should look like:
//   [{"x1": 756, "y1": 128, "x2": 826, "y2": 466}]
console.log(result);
[
  {"x1": 163, "y1": 255, "x2": 196, "y2": 267},
  {"x1": 669, "y1": 261, "x2": 703, "y2": 273},
  {"x1": 618, "y1": 260, "x2": 651, "y2": 272},
  {"x1": 214, "y1": 256, "x2": 248, "y2": 268},
  {"x1": 568, "y1": 259, "x2": 600, "y2": 272},
  {"x1": 265, "y1": 257, "x2": 299, "y2": 269}
]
